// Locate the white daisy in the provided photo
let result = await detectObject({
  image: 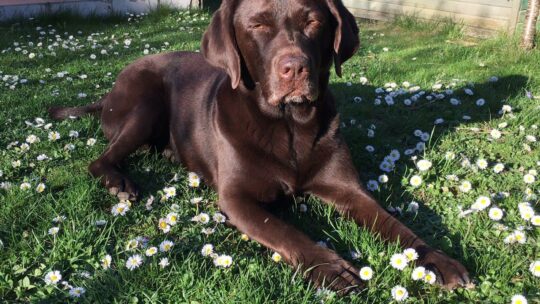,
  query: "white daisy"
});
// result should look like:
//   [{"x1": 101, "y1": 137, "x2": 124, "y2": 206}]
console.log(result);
[
  {"x1": 48, "y1": 131, "x2": 60, "y2": 141},
  {"x1": 213, "y1": 212, "x2": 226, "y2": 223},
  {"x1": 44, "y1": 270, "x2": 62, "y2": 285},
  {"x1": 271, "y1": 252, "x2": 282, "y2": 263},
  {"x1": 523, "y1": 174, "x2": 535, "y2": 184},
  {"x1": 111, "y1": 202, "x2": 130, "y2": 216},
  {"x1": 493, "y1": 163, "x2": 505, "y2": 173},
  {"x1": 101, "y1": 254, "x2": 112, "y2": 269},
  {"x1": 48, "y1": 227, "x2": 59, "y2": 235},
  {"x1": 166, "y1": 212, "x2": 178, "y2": 225},
  {"x1": 126, "y1": 254, "x2": 143, "y2": 270},
  {"x1": 163, "y1": 186, "x2": 176, "y2": 199},
  {"x1": 409, "y1": 175, "x2": 422, "y2": 187},
  {"x1": 359, "y1": 266, "x2": 373, "y2": 281},
  {"x1": 490, "y1": 129, "x2": 502, "y2": 139},
  {"x1": 201, "y1": 244, "x2": 214, "y2": 257},
  {"x1": 411, "y1": 266, "x2": 426, "y2": 280},
  {"x1": 488, "y1": 207, "x2": 504, "y2": 221},
  {"x1": 145, "y1": 247, "x2": 158, "y2": 257},
  {"x1": 159, "y1": 240, "x2": 174, "y2": 252},
  {"x1": 476, "y1": 158, "x2": 488, "y2": 170},
  {"x1": 416, "y1": 159, "x2": 432, "y2": 171},
  {"x1": 531, "y1": 215, "x2": 540, "y2": 226},
  {"x1": 424, "y1": 270, "x2": 436, "y2": 284},
  {"x1": 390, "y1": 253, "x2": 408, "y2": 270},
  {"x1": 529, "y1": 260, "x2": 540, "y2": 277},
  {"x1": 213, "y1": 255, "x2": 233, "y2": 268},
  {"x1": 159, "y1": 258, "x2": 170, "y2": 268},
  {"x1": 68, "y1": 287, "x2": 86, "y2": 298},
  {"x1": 403, "y1": 248, "x2": 418, "y2": 261},
  {"x1": 471, "y1": 196, "x2": 491, "y2": 211},
  {"x1": 36, "y1": 183, "x2": 46, "y2": 193},
  {"x1": 188, "y1": 172, "x2": 200, "y2": 187},
  {"x1": 391, "y1": 285, "x2": 408, "y2": 302},
  {"x1": 459, "y1": 181, "x2": 472, "y2": 193},
  {"x1": 511, "y1": 295, "x2": 528, "y2": 304}
]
